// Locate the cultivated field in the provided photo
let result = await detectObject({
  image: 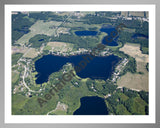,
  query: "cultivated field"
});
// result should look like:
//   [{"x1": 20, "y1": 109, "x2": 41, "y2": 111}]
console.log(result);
[
  {"x1": 23, "y1": 48, "x2": 39, "y2": 58},
  {"x1": 123, "y1": 27, "x2": 136, "y2": 33},
  {"x1": 129, "y1": 12, "x2": 145, "y2": 17},
  {"x1": 119, "y1": 43, "x2": 148, "y2": 63},
  {"x1": 45, "y1": 42, "x2": 73, "y2": 52},
  {"x1": 12, "y1": 46, "x2": 28, "y2": 54},
  {"x1": 117, "y1": 43, "x2": 149, "y2": 91},
  {"x1": 121, "y1": 11, "x2": 145, "y2": 17}
]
